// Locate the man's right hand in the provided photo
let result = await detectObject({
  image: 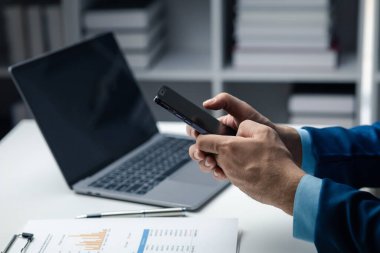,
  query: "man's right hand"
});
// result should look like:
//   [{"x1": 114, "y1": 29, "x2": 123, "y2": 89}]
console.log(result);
[{"x1": 186, "y1": 93, "x2": 303, "y2": 178}]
